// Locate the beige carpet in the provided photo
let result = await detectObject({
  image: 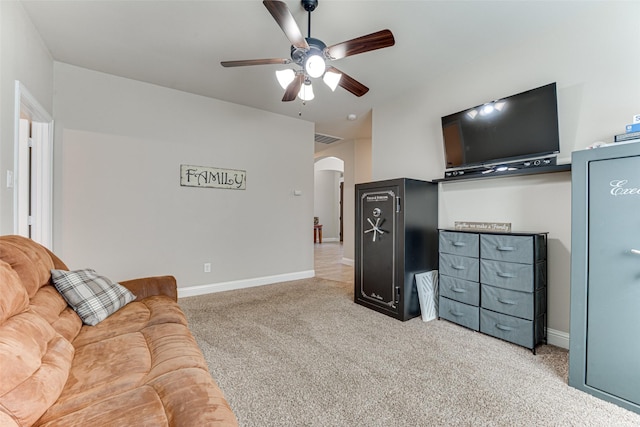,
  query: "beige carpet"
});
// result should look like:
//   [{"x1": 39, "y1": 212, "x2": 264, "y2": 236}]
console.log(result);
[{"x1": 179, "y1": 277, "x2": 640, "y2": 426}]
